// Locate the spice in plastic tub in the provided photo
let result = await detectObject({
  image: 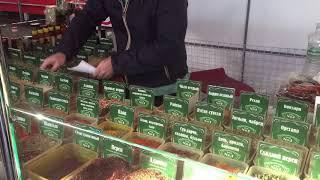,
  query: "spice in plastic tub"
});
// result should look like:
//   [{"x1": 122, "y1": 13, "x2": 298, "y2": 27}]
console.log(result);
[
  {"x1": 123, "y1": 132, "x2": 164, "y2": 149},
  {"x1": 64, "y1": 113, "x2": 98, "y2": 139},
  {"x1": 247, "y1": 166, "x2": 299, "y2": 180},
  {"x1": 159, "y1": 142, "x2": 203, "y2": 161},
  {"x1": 124, "y1": 169, "x2": 167, "y2": 180},
  {"x1": 69, "y1": 157, "x2": 130, "y2": 180},
  {"x1": 201, "y1": 153, "x2": 249, "y2": 174},
  {"x1": 98, "y1": 120, "x2": 132, "y2": 138},
  {"x1": 25, "y1": 143, "x2": 97, "y2": 180}
]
